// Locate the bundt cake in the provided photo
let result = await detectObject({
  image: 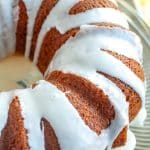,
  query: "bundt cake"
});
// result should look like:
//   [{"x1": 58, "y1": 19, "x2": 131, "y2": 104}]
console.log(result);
[{"x1": 0, "y1": 0, "x2": 146, "y2": 149}]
